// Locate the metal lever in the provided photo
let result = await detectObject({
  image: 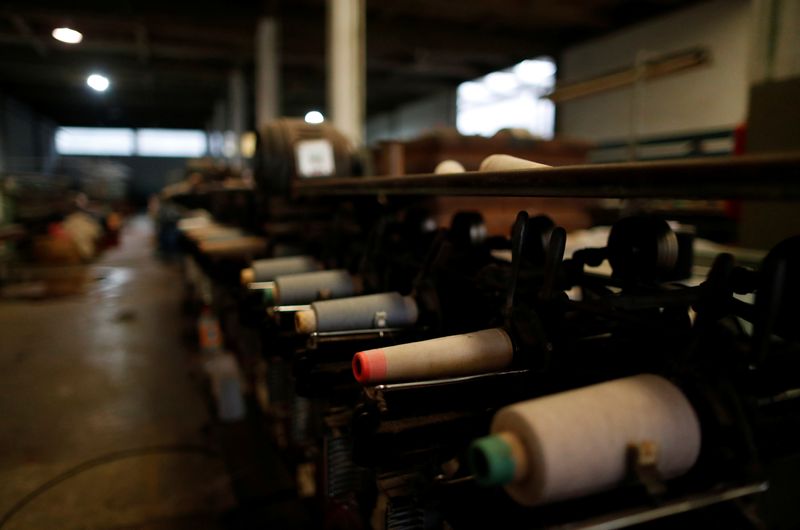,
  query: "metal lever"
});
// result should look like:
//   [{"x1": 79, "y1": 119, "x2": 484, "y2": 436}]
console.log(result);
[
  {"x1": 505, "y1": 211, "x2": 530, "y2": 315},
  {"x1": 539, "y1": 226, "x2": 566, "y2": 303}
]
